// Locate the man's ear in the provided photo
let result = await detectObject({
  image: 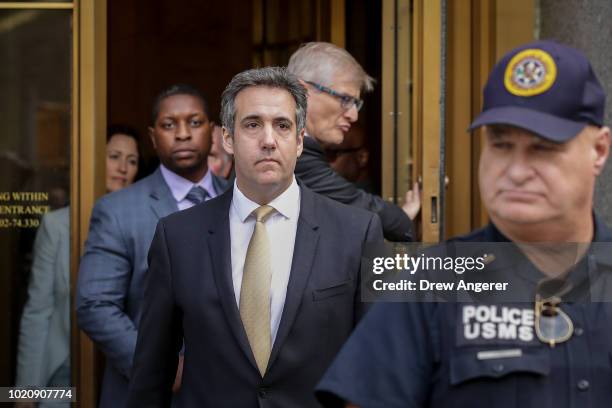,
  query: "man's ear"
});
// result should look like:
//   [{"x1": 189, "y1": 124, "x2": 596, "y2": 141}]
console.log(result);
[
  {"x1": 148, "y1": 126, "x2": 157, "y2": 149},
  {"x1": 222, "y1": 126, "x2": 235, "y2": 155},
  {"x1": 296, "y1": 127, "x2": 305, "y2": 158},
  {"x1": 593, "y1": 126, "x2": 610, "y2": 176},
  {"x1": 298, "y1": 79, "x2": 311, "y2": 97}
]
